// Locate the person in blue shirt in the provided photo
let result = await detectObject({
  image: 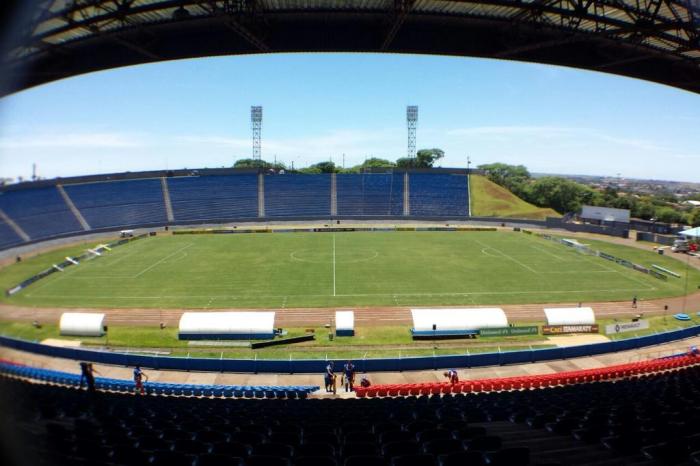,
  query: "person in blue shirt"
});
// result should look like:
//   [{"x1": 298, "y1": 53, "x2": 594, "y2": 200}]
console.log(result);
[
  {"x1": 324, "y1": 362, "x2": 335, "y2": 393},
  {"x1": 79, "y1": 362, "x2": 98, "y2": 393},
  {"x1": 133, "y1": 366, "x2": 148, "y2": 395},
  {"x1": 443, "y1": 369, "x2": 459, "y2": 385},
  {"x1": 343, "y1": 361, "x2": 356, "y2": 392}
]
